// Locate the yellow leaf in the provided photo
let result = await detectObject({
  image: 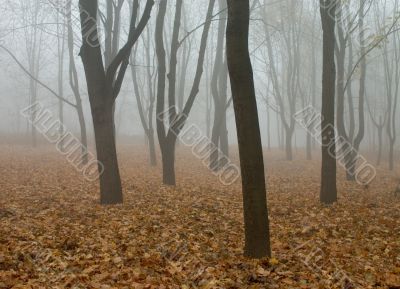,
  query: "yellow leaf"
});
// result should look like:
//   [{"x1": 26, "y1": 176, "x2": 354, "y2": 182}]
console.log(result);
[{"x1": 269, "y1": 257, "x2": 279, "y2": 265}]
